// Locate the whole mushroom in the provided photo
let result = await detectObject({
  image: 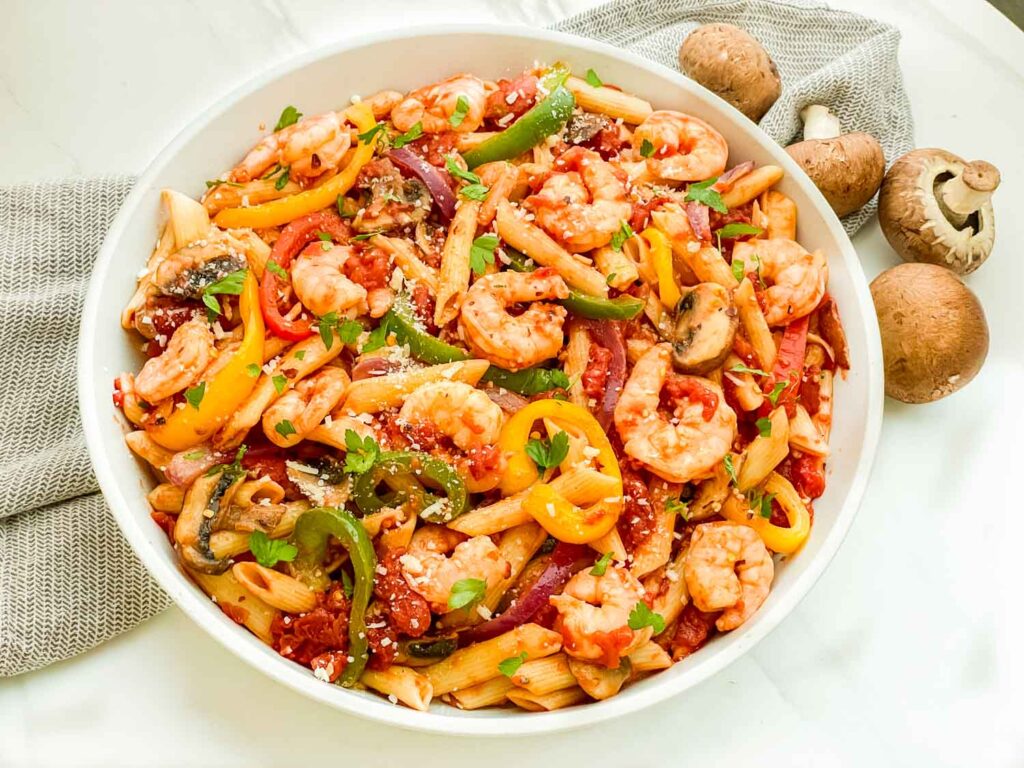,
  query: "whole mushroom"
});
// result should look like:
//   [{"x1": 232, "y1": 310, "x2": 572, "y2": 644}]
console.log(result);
[
  {"x1": 870, "y1": 263, "x2": 989, "y2": 403},
  {"x1": 878, "y1": 148, "x2": 1000, "y2": 274},
  {"x1": 785, "y1": 105, "x2": 885, "y2": 218},
  {"x1": 678, "y1": 23, "x2": 782, "y2": 122}
]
